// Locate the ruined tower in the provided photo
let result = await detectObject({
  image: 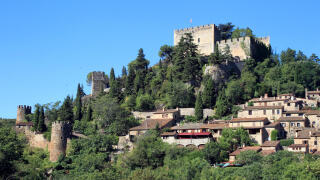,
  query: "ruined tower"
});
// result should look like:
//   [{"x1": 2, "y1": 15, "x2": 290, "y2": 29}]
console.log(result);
[
  {"x1": 16, "y1": 105, "x2": 32, "y2": 124},
  {"x1": 91, "y1": 71, "x2": 107, "y2": 96},
  {"x1": 49, "y1": 121, "x2": 69, "y2": 162}
]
